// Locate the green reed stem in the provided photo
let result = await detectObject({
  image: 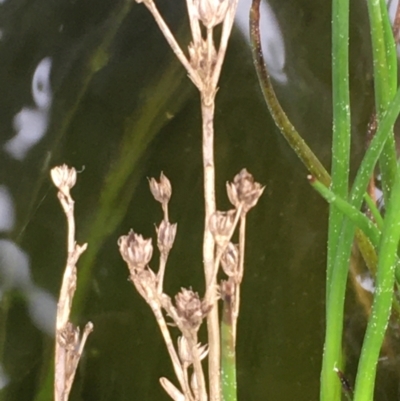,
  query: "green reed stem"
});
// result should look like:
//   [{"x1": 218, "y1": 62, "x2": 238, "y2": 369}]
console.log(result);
[
  {"x1": 322, "y1": 86, "x2": 400, "y2": 401},
  {"x1": 328, "y1": 0, "x2": 351, "y2": 291},
  {"x1": 367, "y1": 0, "x2": 397, "y2": 199},
  {"x1": 250, "y1": 2, "x2": 400, "y2": 399},
  {"x1": 220, "y1": 283, "x2": 237, "y2": 401},
  {"x1": 321, "y1": 2, "x2": 351, "y2": 397},
  {"x1": 309, "y1": 177, "x2": 380, "y2": 248},
  {"x1": 363, "y1": 193, "x2": 384, "y2": 230},
  {"x1": 353, "y1": 163, "x2": 400, "y2": 401}
]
